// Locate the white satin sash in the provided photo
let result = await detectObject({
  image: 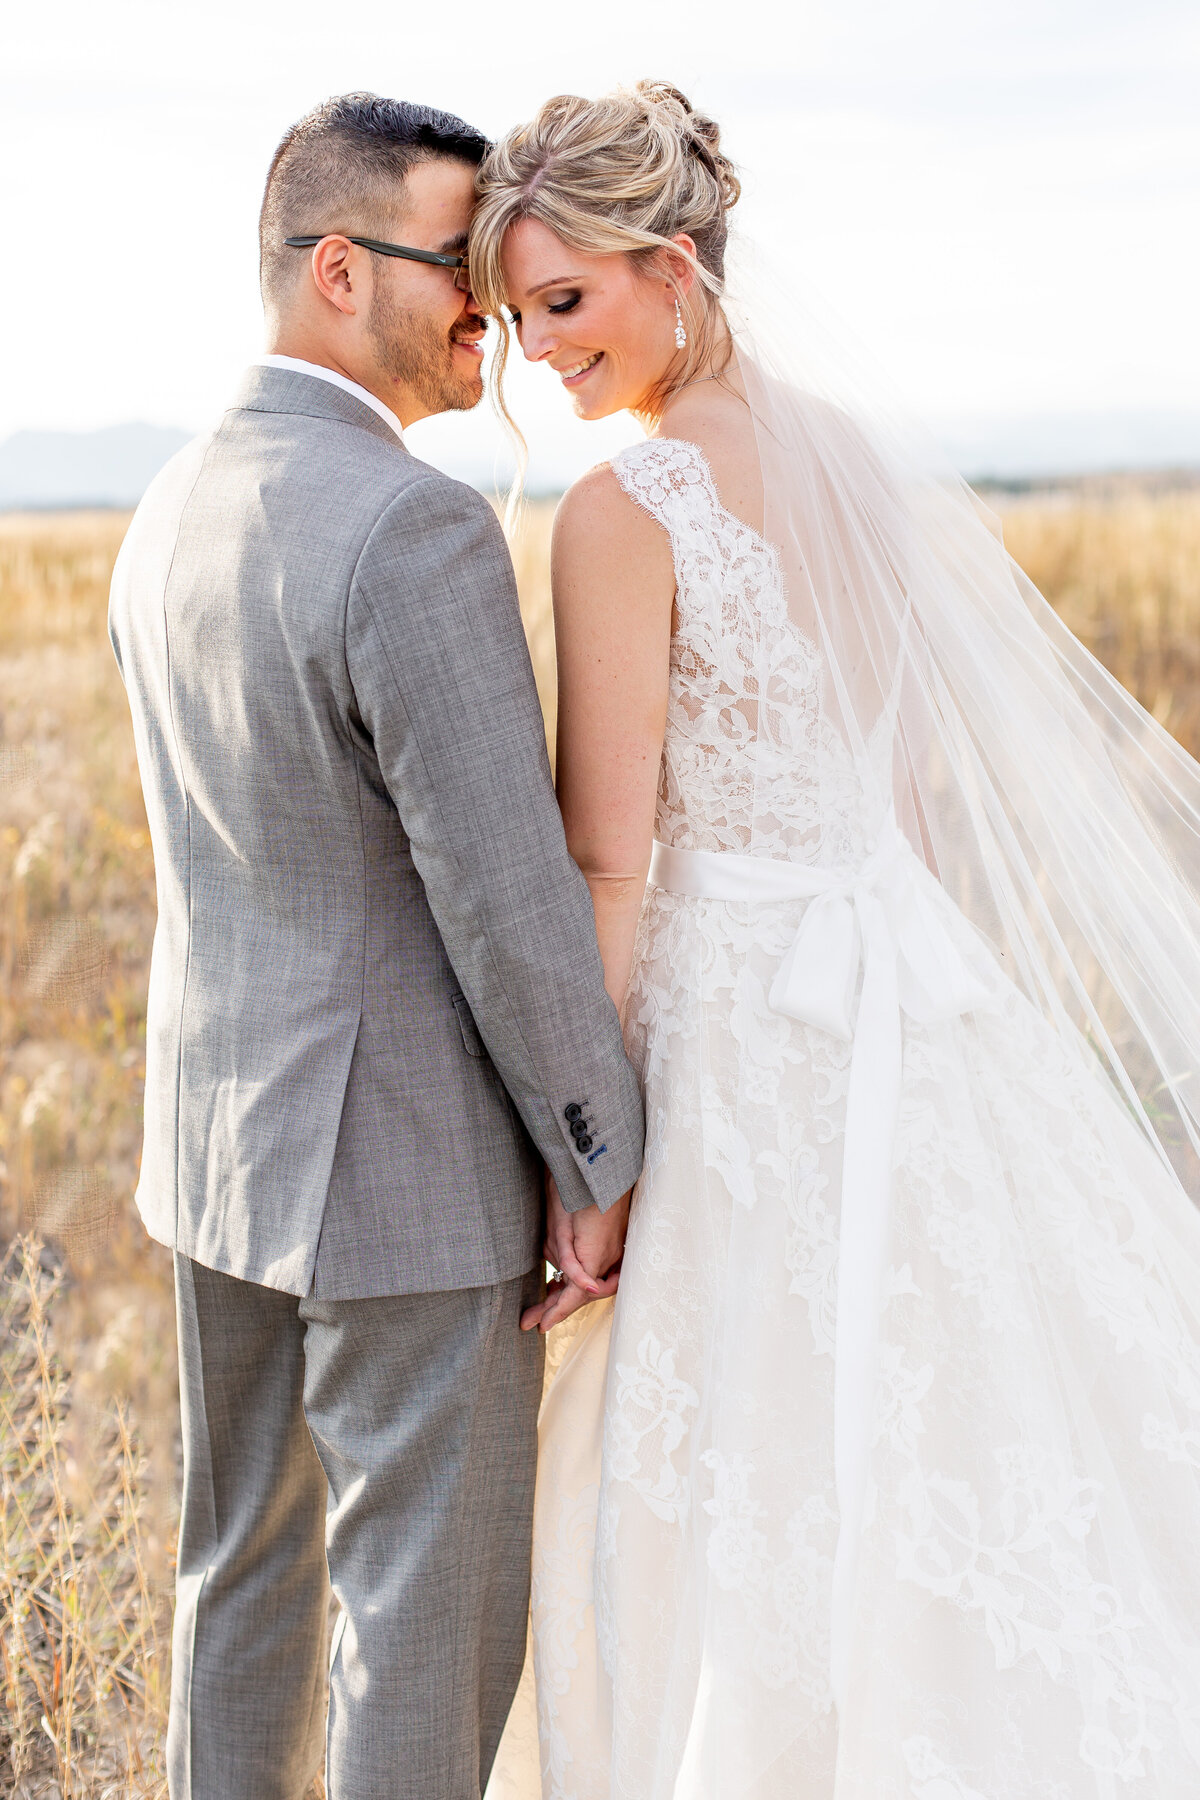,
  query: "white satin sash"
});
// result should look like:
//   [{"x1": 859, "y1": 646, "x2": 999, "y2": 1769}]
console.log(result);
[{"x1": 647, "y1": 823, "x2": 992, "y2": 1712}]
